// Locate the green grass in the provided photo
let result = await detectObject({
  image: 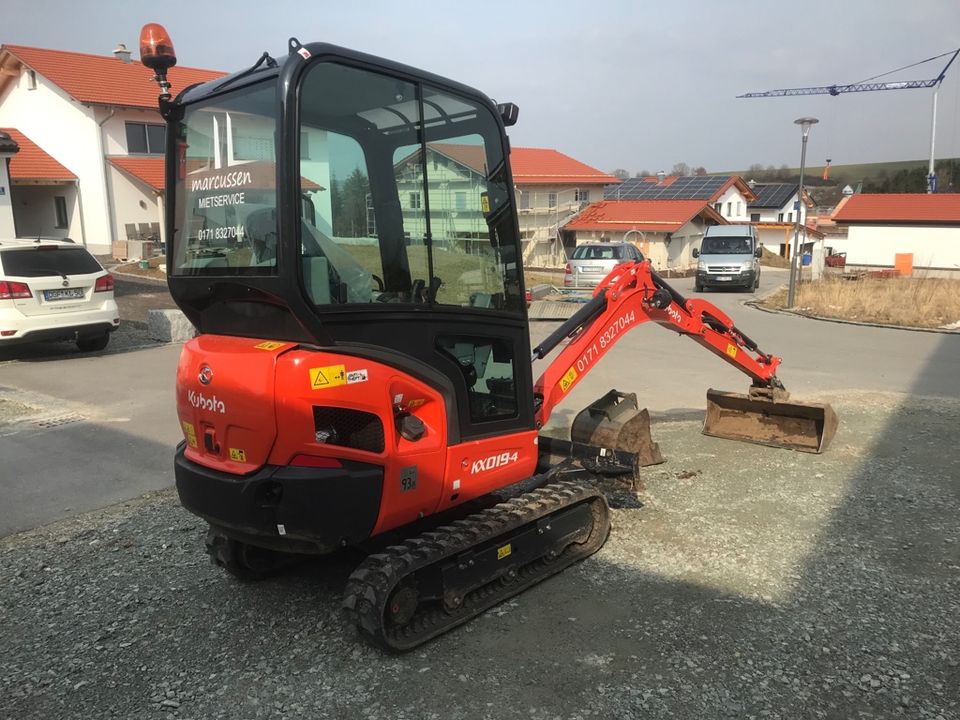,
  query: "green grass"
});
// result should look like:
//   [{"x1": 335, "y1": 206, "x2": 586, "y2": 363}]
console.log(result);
[{"x1": 719, "y1": 157, "x2": 960, "y2": 188}]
